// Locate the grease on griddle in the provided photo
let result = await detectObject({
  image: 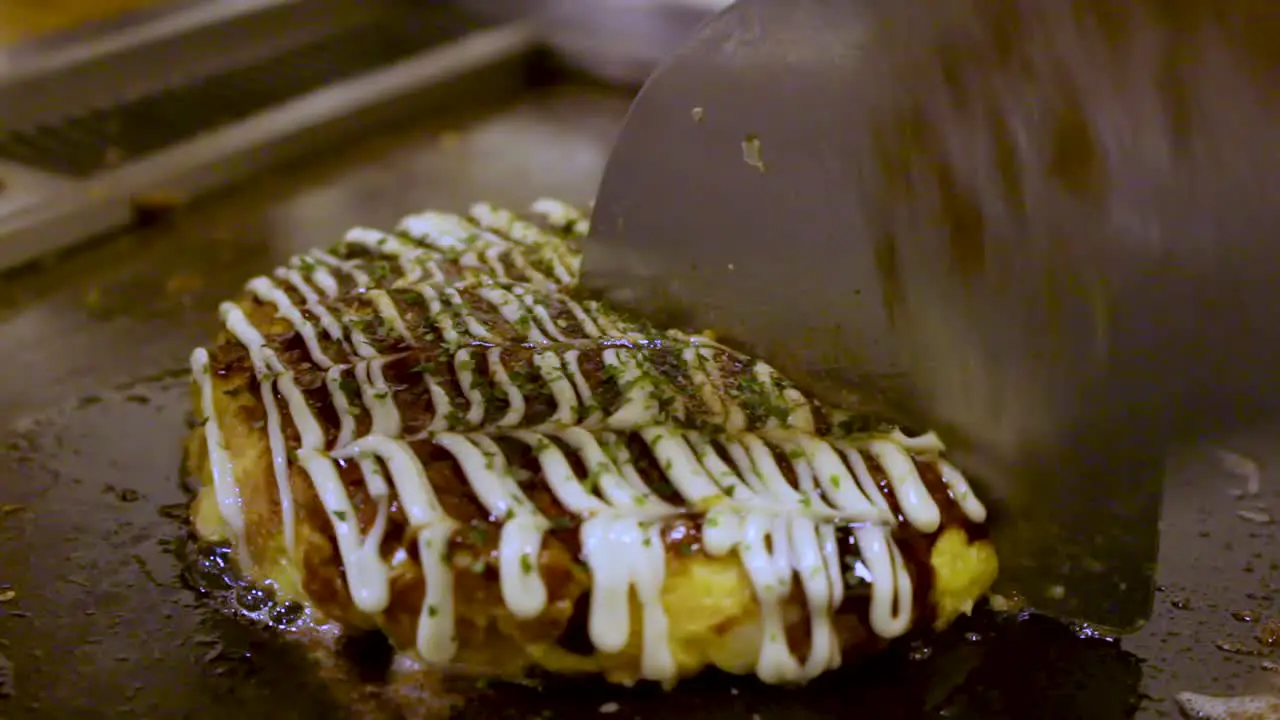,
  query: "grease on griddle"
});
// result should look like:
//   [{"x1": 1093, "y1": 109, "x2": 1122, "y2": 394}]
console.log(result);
[
  {"x1": 434, "y1": 612, "x2": 1145, "y2": 720},
  {"x1": 234, "y1": 586, "x2": 272, "y2": 614},
  {"x1": 179, "y1": 537, "x2": 237, "y2": 594},
  {"x1": 1068, "y1": 621, "x2": 1120, "y2": 643},
  {"x1": 177, "y1": 535, "x2": 311, "y2": 631}
]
